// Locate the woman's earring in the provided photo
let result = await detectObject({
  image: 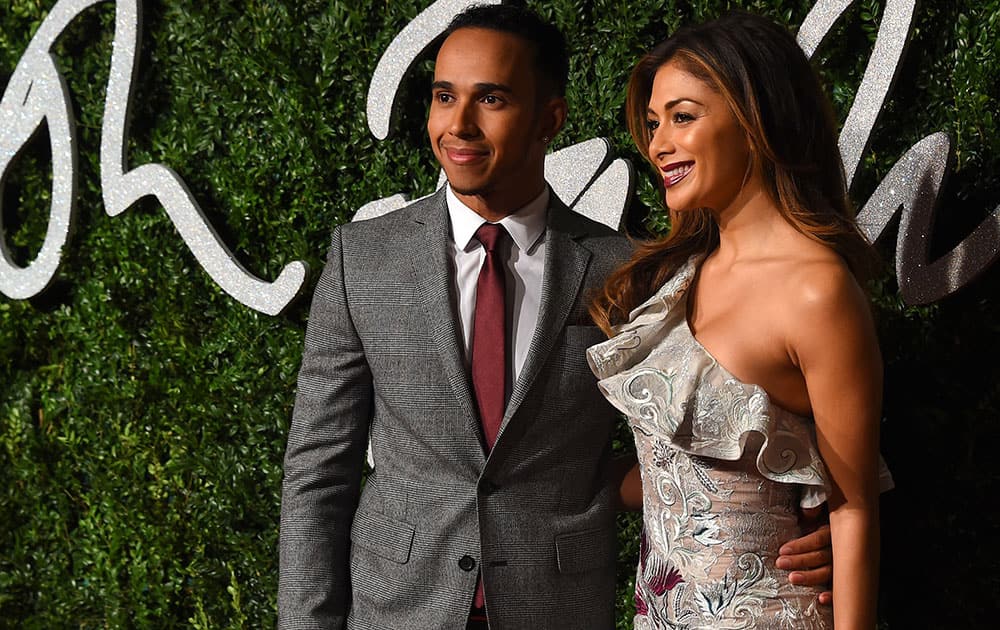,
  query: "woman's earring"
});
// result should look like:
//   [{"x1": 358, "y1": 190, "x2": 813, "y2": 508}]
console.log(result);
[{"x1": 542, "y1": 136, "x2": 551, "y2": 144}]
